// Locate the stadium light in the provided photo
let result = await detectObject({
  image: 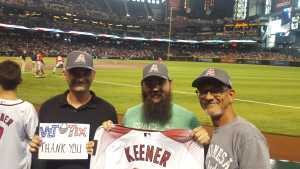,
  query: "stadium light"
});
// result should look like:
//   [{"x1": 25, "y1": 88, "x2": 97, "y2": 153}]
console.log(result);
[
  {"x1": 228, "y1": 40, "x2": 256, "y2": 43},
  {"x1": 167, "y1": 7, "x2": 173, "y2": 60},
  {"x1": 68, "y1": 31, "x2": 96, "y2": 36},
  {"x1": 123, "y1": 36, "x2": 148, "y2": 41},
  {"x1": 150, "y1": 38, "x2": 173, "y2": 42},
  {"x1": 32, "y1": 27, "x2": 64, "y2": 33},
  {"x1": 176, "y1": 40, "x2": 200, "y2": 43},
  {"x1": 0, "y1": 23, "x2": 30, "y2": 30},
  {"x1": 200, "y1": 40, "x2": 225, "y2": 44}
]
